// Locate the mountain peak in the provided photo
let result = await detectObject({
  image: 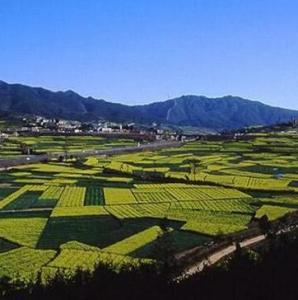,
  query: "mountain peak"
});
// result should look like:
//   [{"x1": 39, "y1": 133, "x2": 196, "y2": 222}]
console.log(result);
[
  {"x1": 64, "y1": 89, "x2": 80, "y2": 96},
  {"x1": 0, "y1": 80, "x2": 8, "y2": 86}
]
